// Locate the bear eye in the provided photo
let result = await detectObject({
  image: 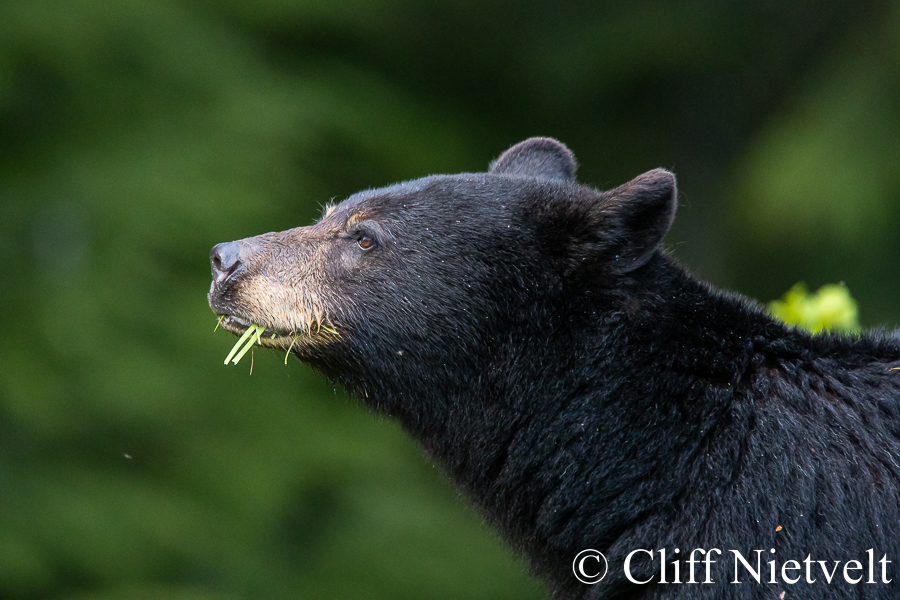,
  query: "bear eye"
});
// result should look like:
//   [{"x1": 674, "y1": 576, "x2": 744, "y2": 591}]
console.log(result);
[{"x1": 357, "y1": 235, "x2": 375, "y2": 250}]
